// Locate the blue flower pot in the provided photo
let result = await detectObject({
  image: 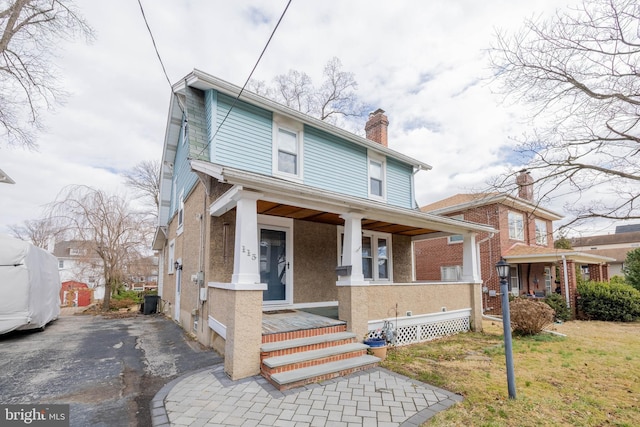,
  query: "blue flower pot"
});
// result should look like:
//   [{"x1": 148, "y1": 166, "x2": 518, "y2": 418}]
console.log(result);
[{"x1": 364, "y1": 338, "x2": 386, "y2": 347}]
